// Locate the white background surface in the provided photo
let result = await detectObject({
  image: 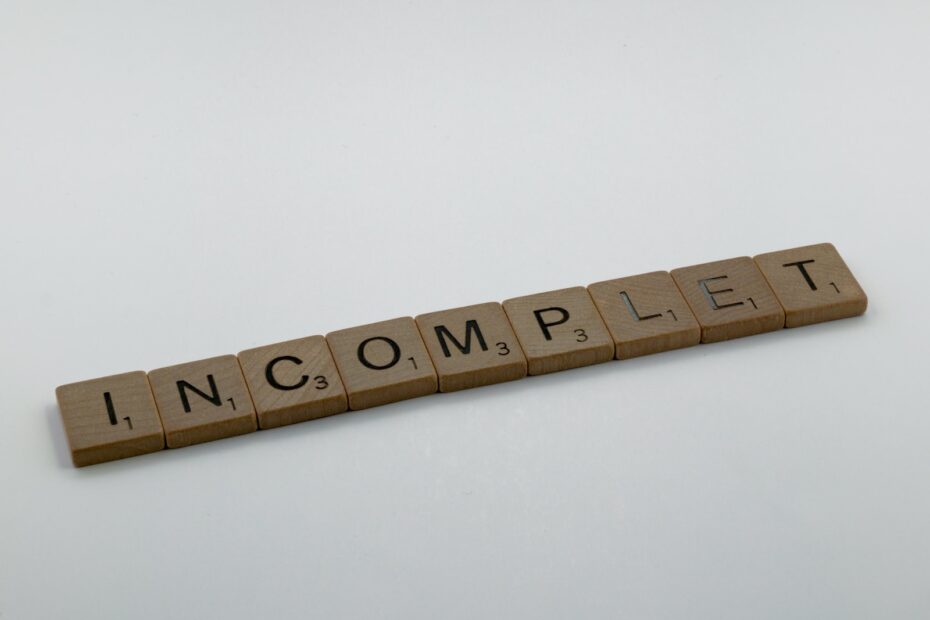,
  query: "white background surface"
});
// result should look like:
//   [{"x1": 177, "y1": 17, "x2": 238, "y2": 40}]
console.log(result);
[{"x1": 2, "y1": 2, "x2": 929, "y2": 618}]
